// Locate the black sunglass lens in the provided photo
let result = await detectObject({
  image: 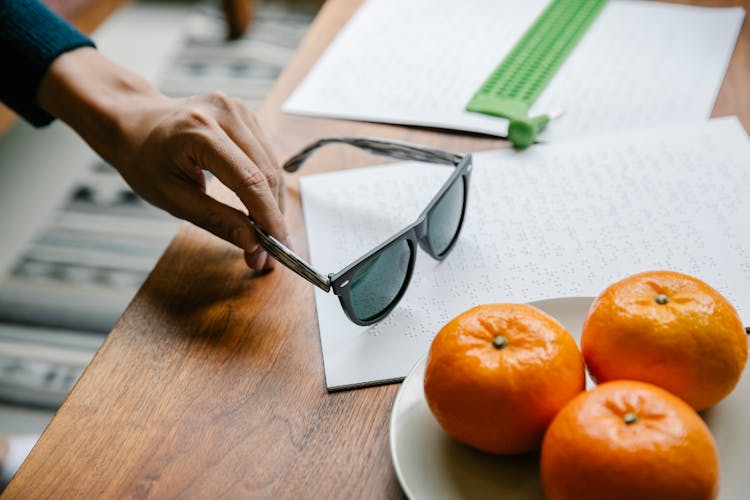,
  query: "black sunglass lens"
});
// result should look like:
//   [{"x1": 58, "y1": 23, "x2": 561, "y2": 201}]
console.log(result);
[
  {"x1": 428, "y1": 176, "x2": 465, "y2": 256},
  {"x1": 348, "y1": 238, "x2": 411, "y2": 322}
]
